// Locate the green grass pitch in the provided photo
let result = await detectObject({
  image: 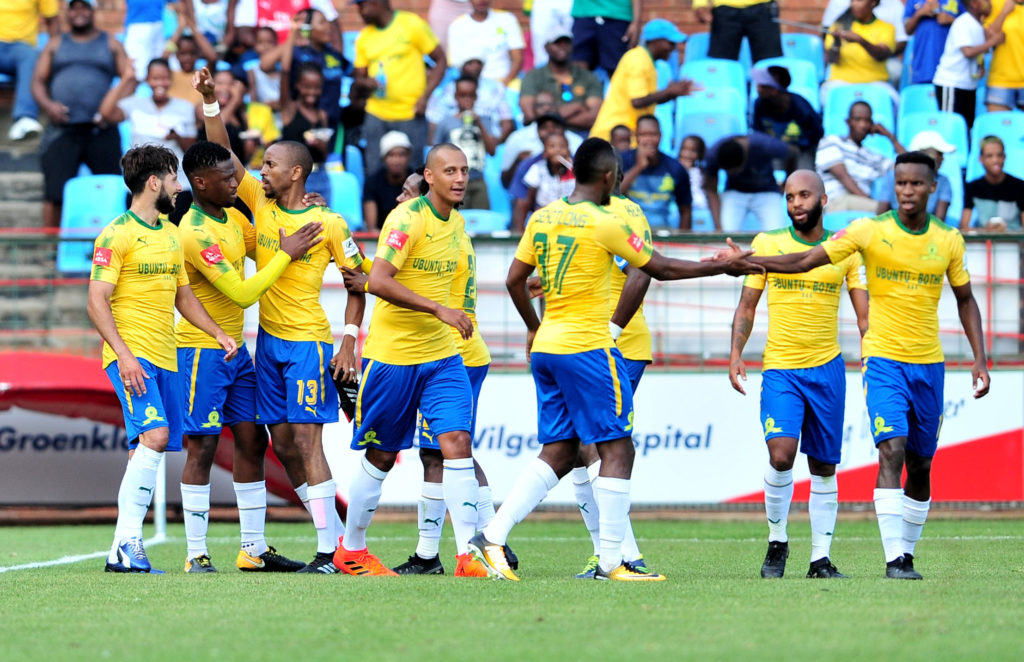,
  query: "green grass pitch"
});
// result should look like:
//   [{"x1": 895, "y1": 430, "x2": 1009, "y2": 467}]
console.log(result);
[{"x1": 1, "y1": 517, "x2": 1022, "y2": 661}]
